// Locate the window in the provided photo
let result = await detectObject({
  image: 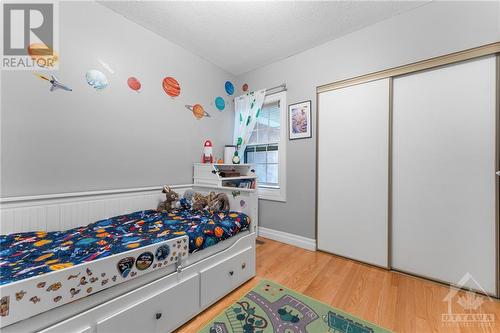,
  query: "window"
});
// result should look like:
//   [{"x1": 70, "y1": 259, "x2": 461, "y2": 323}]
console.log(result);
[
  {"x1": 245, "y1": 145, "x2": 278, "y2": 186},
  {"x1": 244, "y1": 91, "x2": 286, "y2": 201}
]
